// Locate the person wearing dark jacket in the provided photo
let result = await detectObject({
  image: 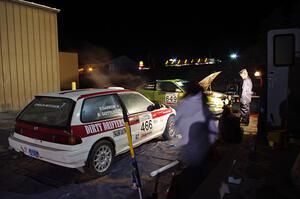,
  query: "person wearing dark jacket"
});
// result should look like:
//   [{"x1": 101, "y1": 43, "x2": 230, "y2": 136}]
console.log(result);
[
  {"x1": 239, "y1": 69, "x2": 253, "y2": 126},
  {"x1": 166, "y1": 81, "x2": 218, "y2": 199},
  {"x1": 219, "y1": 105, "x2": 243, "y2": 144}
]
